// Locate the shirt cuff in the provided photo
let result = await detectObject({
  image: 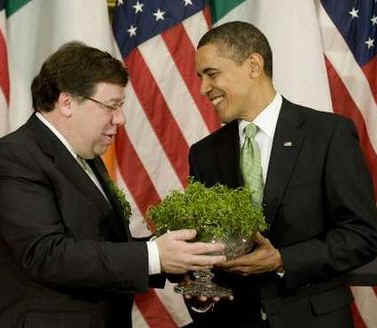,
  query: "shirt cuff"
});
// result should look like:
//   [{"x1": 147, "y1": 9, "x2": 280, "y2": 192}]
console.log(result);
[
  {"x1": 276, "y1": 269, "x2": 285, "y2": 278},
  {"x1": 147, "y1": 240, "x2": 161, "y2": 275}
]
